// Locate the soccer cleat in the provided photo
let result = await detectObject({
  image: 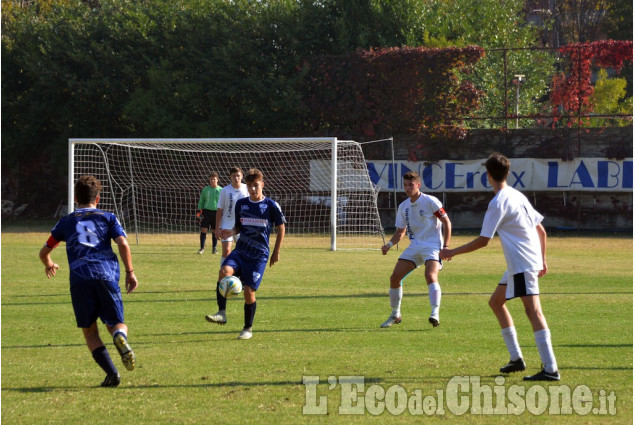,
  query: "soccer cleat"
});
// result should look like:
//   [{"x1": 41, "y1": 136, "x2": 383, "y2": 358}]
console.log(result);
[
  {"x1": 101, "y1": 373, "x2": 121, "y2": 387},
  {"x1": 238, "y1": 328, "x2": 253, "y2": 340},
  {"x1": 500, "y1": 358, "x2": 526, "y2": 374},
  {"x1": 523, "y1": 368, "x2": 560, "y2": 381},
  {"x1": 428, "y1": 315, "x2": 440, "y2": 327},
  {"x1": 198, "y1": 248, "x2": 205, "y2": 254},
  {"x1": 380, "y1": 315, "x2": 402, "y2": 328},
  {"x1": 212, "y1": 248, "x2": 218, "y2": 254},
  {"x1": 205, "y1": 311, "x2": 227, "y2": 325},
  {"x1": 113, "y1": 333, "x2": 135, "y2": 371}
]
